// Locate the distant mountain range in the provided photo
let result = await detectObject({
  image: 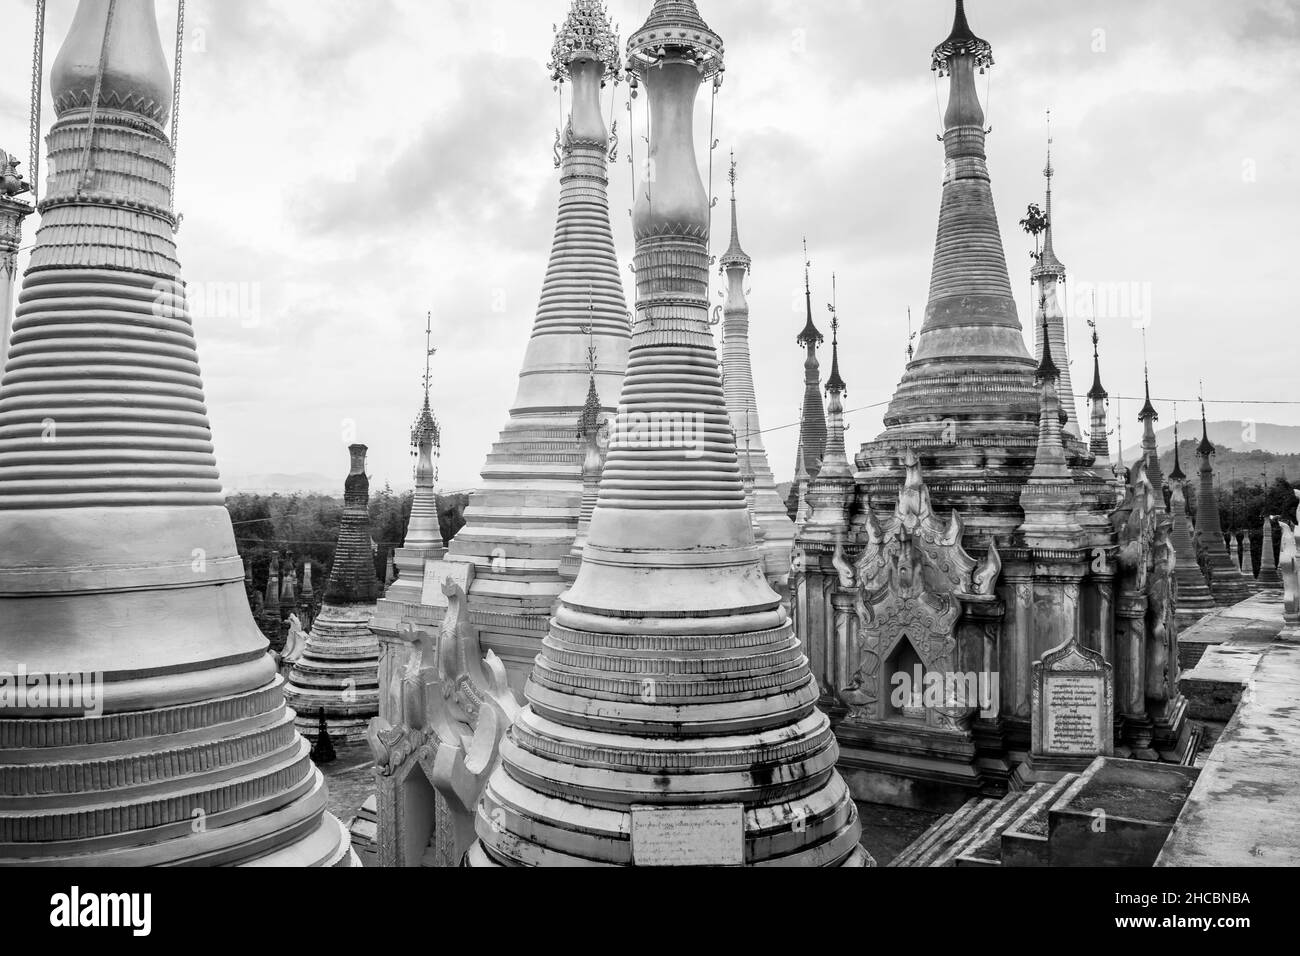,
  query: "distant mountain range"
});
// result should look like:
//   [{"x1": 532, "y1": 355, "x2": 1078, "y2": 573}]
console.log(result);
[{"x1": 1122, "y1": 420, "x2": 1300, "y2": 462}]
